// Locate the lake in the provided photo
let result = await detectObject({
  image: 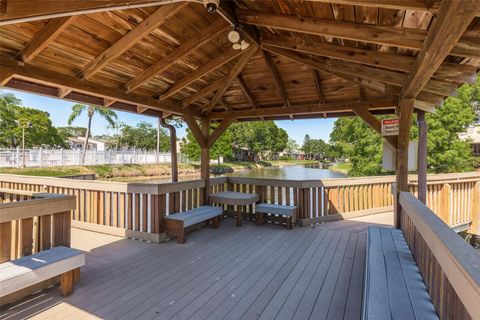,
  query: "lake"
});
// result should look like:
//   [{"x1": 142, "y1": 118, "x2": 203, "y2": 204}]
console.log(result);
[{"x1": 130, "y1": 163, "x2": 346, "y2": 183}]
